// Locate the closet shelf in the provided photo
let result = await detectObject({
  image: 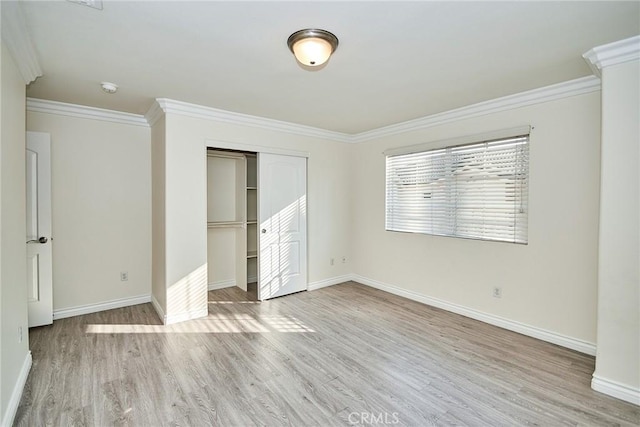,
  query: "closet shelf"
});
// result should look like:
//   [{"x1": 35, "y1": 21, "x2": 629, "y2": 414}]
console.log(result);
[
  {"x1": 246, "y1": 220, "x2": 257, "y2": 225},
  {"x1": 247, "y1": 251, "x2": 257, "y2": 259},
  {"x1": 208, "y1": 221, "x2": 244, "y2": 229},
  {"x1": 247, "y1": 186, "x2": 257, "y2": 190}
]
